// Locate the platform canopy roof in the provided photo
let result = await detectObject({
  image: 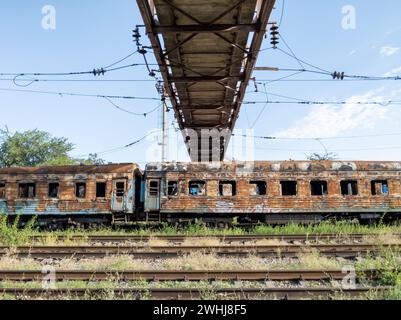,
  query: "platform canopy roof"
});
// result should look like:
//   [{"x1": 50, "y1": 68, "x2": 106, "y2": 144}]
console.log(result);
[{"x1": 137, "y1": 0, "x2": 276, "y2": 161}]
